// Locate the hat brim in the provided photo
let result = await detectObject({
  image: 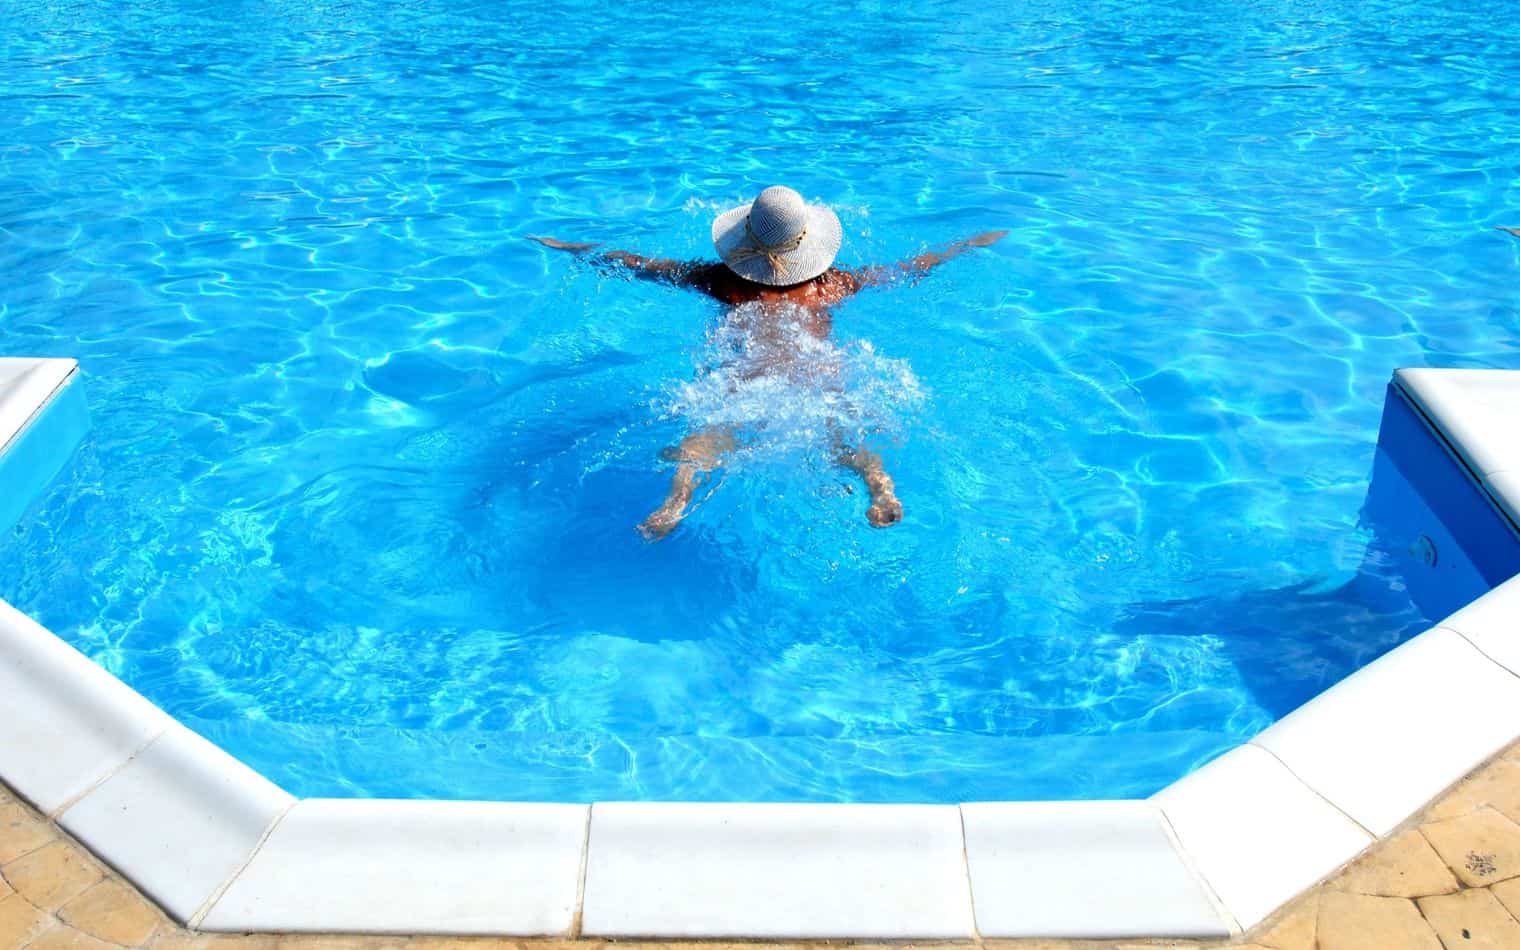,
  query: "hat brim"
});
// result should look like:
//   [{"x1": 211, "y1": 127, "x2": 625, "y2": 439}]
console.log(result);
[{"x1": 711, "y1": 200, "x2": 843, "y2": 286}]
